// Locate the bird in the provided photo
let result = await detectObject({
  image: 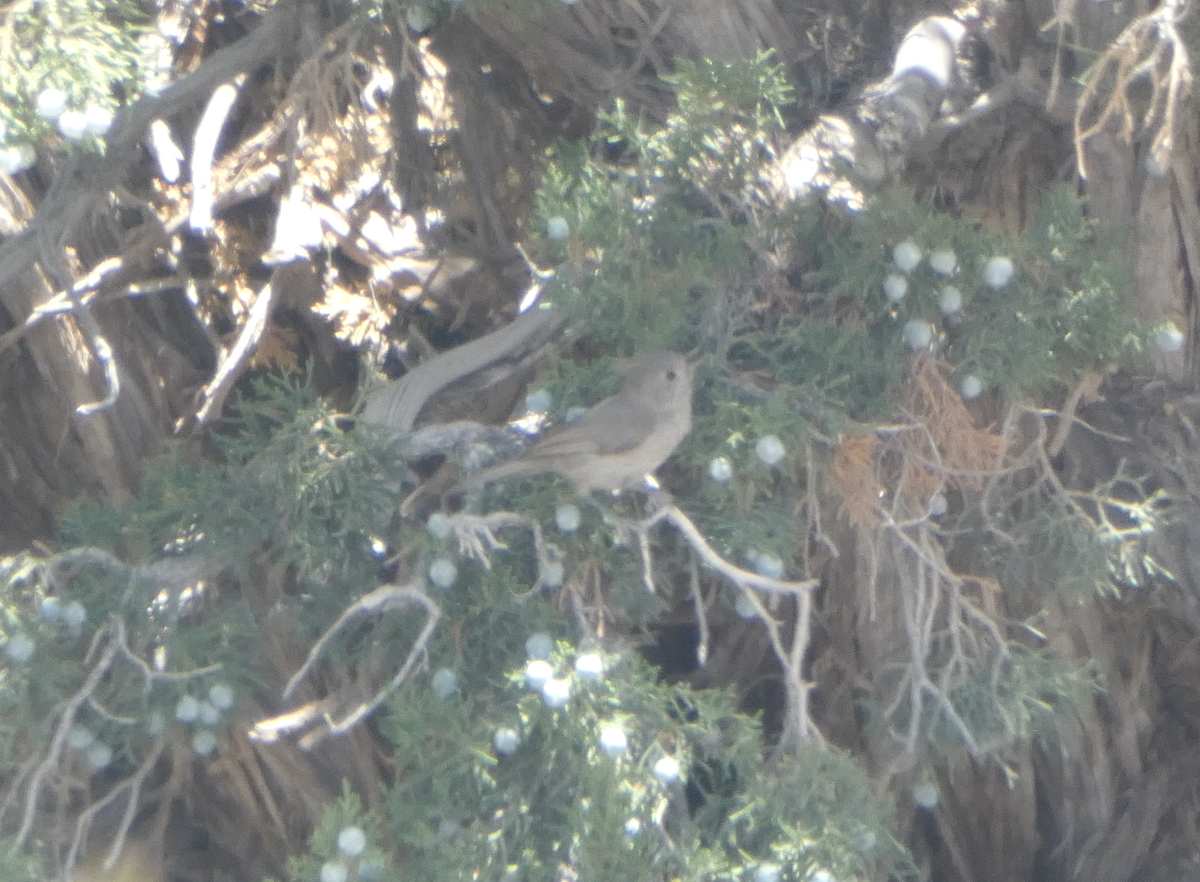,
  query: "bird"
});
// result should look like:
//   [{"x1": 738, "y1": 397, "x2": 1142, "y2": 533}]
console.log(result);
[{"x1": 459, "y1": 350, "x2": 695, "y2": 494}]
